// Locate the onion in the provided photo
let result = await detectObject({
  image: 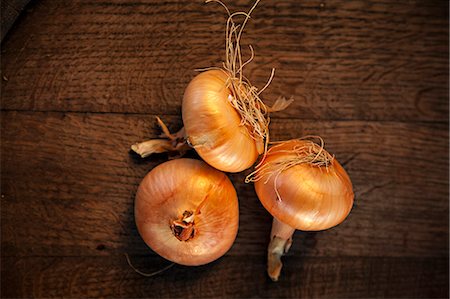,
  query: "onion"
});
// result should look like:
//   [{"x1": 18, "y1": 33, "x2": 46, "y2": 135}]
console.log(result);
[
  {"x1": 246, "y1": 138, "x2": 354, "y2": 280},
  {"x1": 135, "y1": 158, "x2": 239, "y2": 266},
  {"x1": 182, "y1": 69, "x2": 264, "y2": 172},
  {"x1": 131, "y1": 0, "x2": 293, "y2": 172},
  {"x1": 180, "y1": 0, "x2": 294, "y2": 172}
]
